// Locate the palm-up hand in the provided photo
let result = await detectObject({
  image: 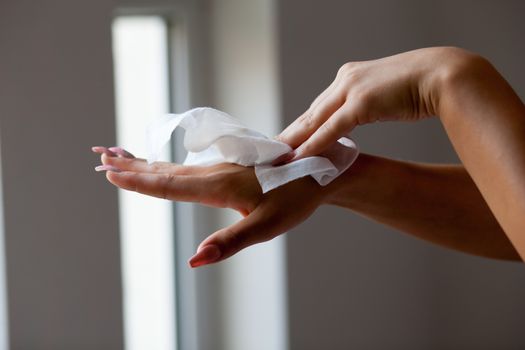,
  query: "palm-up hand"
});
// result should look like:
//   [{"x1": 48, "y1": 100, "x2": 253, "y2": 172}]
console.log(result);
[{"x1": 93, "y1": 146, "x2": 325, "y2": 267}]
